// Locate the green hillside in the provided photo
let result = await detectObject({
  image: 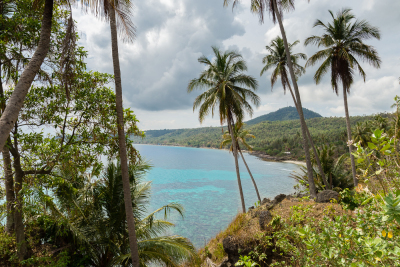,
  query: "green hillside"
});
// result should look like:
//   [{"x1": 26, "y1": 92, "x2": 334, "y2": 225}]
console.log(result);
[
  {"x1": 133, "y1": 114, "x2": 382, "y2": 159},
  {"x1": 245, "y1": 106, "x2": 322, "y2": 125}
]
